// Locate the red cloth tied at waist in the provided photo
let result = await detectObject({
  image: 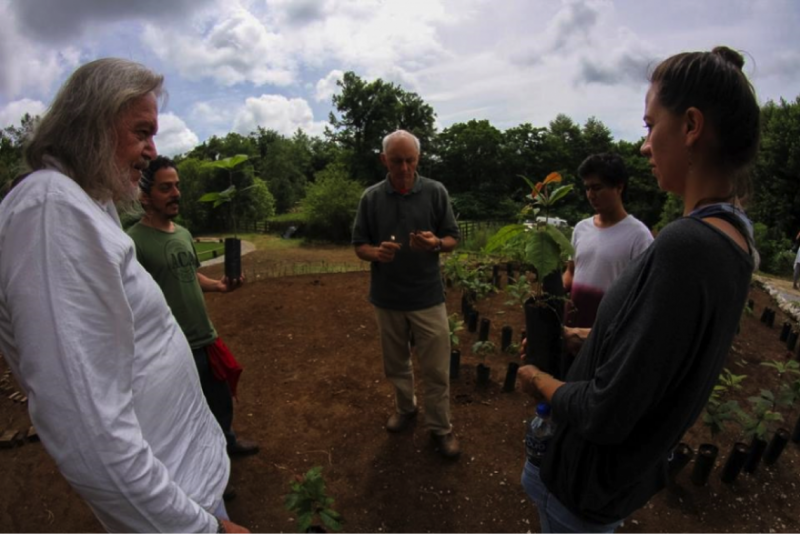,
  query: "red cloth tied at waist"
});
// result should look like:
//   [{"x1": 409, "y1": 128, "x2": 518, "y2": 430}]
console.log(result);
[{"x1": 207, "y1": 337, "x2": 243, "y2": 399}]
